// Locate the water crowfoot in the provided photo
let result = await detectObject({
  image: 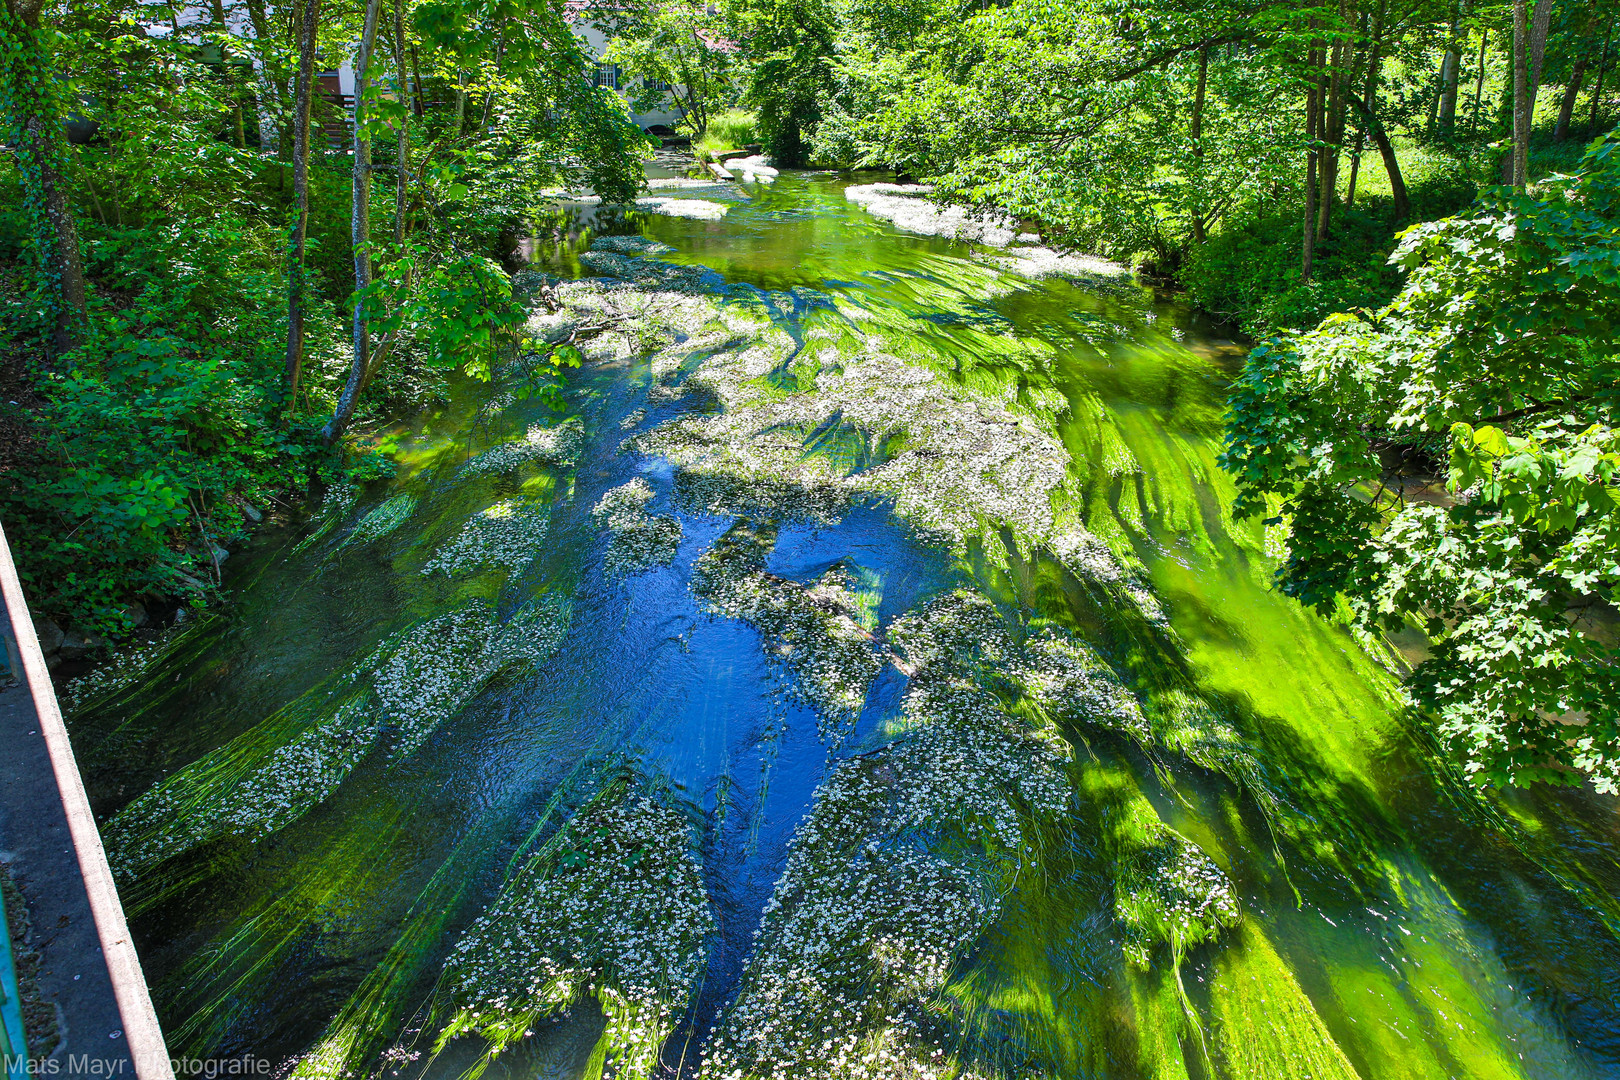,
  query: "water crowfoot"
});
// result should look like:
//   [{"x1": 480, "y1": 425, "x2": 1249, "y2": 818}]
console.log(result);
[
  {"x1": 421, "y1": 498, "x2": 552, "y2": 577},
  {"x1": 691, "y1": 522, "x2": 884, "y2": 747},
  {"x1": 102, "y1": 693, "x2": 377, "y2": 884},
  {"x1": 591, "y1": 478, "x2": 684, "y2": 577},
  {"x1": 106, "y1": 598, "x2": 573, "y2": 881},
  {"x1": 702, "y1": 592, "x2": 1072, "y2": 1080},
  {"x1": 436, "y1": 783, "x2": 714, "y2": 1077},
  {"x1": 328, "y1": 494, "x2": 418, "y2": 557},
  {"x1": 458, "y1": 417, "x2": 586, "y2": 477}
]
